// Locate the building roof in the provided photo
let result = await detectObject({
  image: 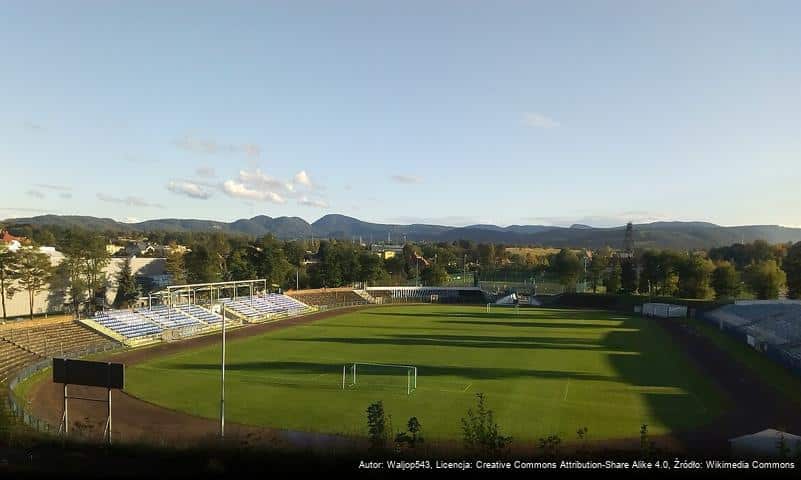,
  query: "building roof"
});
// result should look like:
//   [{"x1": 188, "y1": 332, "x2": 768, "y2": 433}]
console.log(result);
[{"x1": 0, "y1": 229, "x2": 25, "y2": 244}]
